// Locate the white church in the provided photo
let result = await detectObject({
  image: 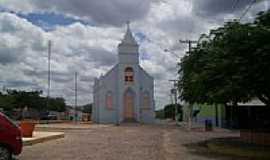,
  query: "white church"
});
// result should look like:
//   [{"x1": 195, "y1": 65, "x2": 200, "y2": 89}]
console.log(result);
[{"x1": 92, "y1": 23, "x2": 155, "y2": 124}]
